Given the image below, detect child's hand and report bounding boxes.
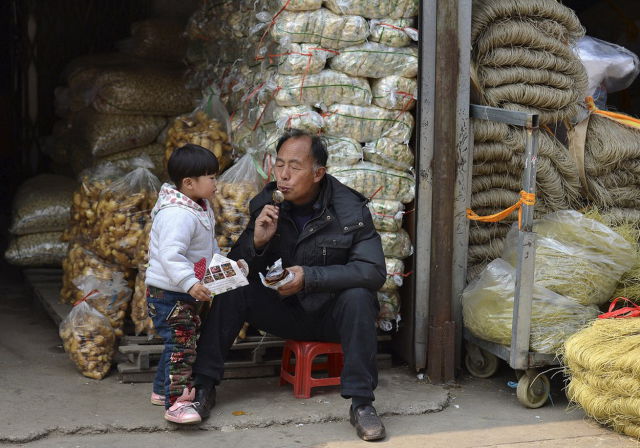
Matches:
[189,283,213,302]
[237,259,249,276]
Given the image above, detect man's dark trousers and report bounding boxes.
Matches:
[193,281,380,400]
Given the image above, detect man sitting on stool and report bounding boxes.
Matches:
[192,129,387,441]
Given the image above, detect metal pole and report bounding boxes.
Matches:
[509,118,539,370]
[427,0,460,383]
[451,0,472,372]
[414,0,437,372]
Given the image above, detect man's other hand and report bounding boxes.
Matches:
[277,266,305,296]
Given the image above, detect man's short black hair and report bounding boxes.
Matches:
[276,129,328,168]
[167,143,219,188]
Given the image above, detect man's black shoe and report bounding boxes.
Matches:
[193,385,216,420]
[349,404,386,441]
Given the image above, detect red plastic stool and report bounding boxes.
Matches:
[279,340,344,399]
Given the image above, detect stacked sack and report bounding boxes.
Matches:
[184,0,420,329]
[60,273,132,379]
[60,159,160,350]
[467,0,588,280]
[5,175,76,268]
[212,154,264,255]
[50,17,198,179]
[163,93,235,174]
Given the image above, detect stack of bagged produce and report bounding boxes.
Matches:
[212,154,264,254]
[49,18,198,179]
[60,273,132,379]
[5,175,76,268]
[185,0,419,330]
[58,159,161,380]
[463,210,635,354]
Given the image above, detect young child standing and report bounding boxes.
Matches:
[146,143,220,424]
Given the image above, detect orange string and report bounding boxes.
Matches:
[586,96,640,128]
[466,190,536,229]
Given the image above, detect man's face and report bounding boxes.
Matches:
[275,136,325,205]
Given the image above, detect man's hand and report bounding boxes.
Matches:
[277,266,305,296]
[254,205,279,249]
[189,282,213,302]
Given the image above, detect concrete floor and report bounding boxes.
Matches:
[1,275,637,447]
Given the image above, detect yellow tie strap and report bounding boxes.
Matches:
[586,96,640,130]
[467,190,536,229]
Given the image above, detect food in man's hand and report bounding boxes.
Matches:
[272,189,285,204]
[265,268,289,285]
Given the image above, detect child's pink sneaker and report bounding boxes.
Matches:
[164,387,201,424]
[151,392,165,406]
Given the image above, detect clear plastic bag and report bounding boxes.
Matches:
[64,163,125,243]
[73,273,133,338]
[330,43,418,78]
[91,66,198,116]
[72,111,166,158]
[328,161,415,203]
[371,75,417,110]
[275,70,372,107]
[368,18,418,47]
[325,135,362,167]
[5,232,68,267]
[117,18,188,63]
[61,242,134,305]
[363,138,414,172]
[92,159,160,268]
[275,44,333,75]
[59,300,116,380]
[165,92,234,172]
[502,210,635,306]
[276,0,322,11]
[377,291,400,331]
[380,229,413,259]
[273,105,324,132]
[213,154,266,251]
[381,257,405,292]
[324,0,419,19]
[96,143,165,179]
[367,199,404,232]
[575,36,640,97]
[270,9,369,50]
[323,104,414,143]
[131,268,155,336]
[10,175,76,235]
[462,259,599,354]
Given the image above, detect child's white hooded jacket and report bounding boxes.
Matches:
[146,183,220,293]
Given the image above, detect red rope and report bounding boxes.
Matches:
[368,185,384,201]
[599,297,640,319]
[255,0,292,60]
[387,271,413,278]
[73,289,99,307]
[252,86,282,131]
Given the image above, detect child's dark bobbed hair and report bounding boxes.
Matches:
[167,144,220,188]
